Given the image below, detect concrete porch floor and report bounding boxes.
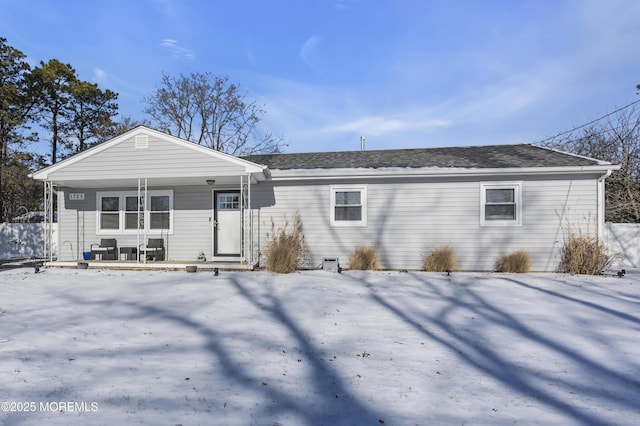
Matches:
[45,260,255,271]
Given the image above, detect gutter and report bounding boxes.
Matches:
[597,168,614,240]
[268,165,620,181]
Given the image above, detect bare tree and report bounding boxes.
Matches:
[144,72,285,154]
[542,105,640,222]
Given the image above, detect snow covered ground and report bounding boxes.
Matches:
[0,267,638,425]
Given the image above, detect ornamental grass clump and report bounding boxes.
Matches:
[265,214,303,274]
[423,246,456,272]
[496,250,531,273]
[349,246,380,270]
[557,232,617,275]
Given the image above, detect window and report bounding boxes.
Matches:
[218,194,240,210]
[100,196,120,230]
[150,195,170,230]
[125,195,144,230]
[97,190,173,234]
[330,185,367,227]
[480,182,522,226]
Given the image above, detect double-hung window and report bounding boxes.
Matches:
[330,185,367,227]
[125,195,144,230]
[480,182,522,226]
[150,195,171,230]
[100,196,120,230]
[97,190,173,233]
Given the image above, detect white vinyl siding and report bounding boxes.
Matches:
[54,174,601,272]
[253,176,599,272]
[47,134,249,181]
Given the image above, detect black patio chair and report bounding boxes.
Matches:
[139,238,165,261]
[90,238,118,260]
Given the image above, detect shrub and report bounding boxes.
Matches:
[557,232,617,275]
[264,214,303,273]
[423,246,456,272]
[349,246,380,270]
[496,250,531,273]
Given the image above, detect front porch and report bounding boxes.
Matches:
[30,127,271,267]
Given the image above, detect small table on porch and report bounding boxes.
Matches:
[119,247,138,261]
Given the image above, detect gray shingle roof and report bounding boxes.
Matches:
[242,144,603,170]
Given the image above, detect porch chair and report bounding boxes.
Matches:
[139,238,165,261]
[90,238,118,260]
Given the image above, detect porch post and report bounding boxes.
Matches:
[143,178,148,263]
[248,174,252,265]
[43,180,54,262]
[137,179,141,263]
[240,175,244,262]
[43,181,48,260]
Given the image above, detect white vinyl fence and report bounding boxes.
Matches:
[0,223,58,260]
[604,222,640,268]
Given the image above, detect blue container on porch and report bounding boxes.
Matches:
[82,252,91,261]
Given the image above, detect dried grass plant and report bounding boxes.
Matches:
[557,232,617,275]
[496,250,531,273]
[264,213,304,273]
[423,246,456,272]
[349,246,380,270]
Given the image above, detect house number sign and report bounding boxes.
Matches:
[69,193,85,201]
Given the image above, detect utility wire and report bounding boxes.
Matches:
[535,98,640,145]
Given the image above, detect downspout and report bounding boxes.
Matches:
[597,169,612,240]
[43,180,57,262]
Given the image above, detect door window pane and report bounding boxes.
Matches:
[218,194,240,210]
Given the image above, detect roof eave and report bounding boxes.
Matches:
[267,164,621,180]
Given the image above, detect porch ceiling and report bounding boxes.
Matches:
[51,175,256,189]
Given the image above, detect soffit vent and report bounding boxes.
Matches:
[135,135,149,149]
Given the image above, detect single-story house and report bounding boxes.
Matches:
[31,126,619,271]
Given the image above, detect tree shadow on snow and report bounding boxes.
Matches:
[46,274,384,425]
[341,271,640,425]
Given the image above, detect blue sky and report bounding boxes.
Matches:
[2,0,639,154]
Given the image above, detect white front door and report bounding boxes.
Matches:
[215,191,241,256]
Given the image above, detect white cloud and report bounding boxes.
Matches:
[299,36,322,72]
[161,39,195,60]
[324,115,451,136]
[93,67,108,84]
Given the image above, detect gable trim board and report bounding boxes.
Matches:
[30,127,619,271]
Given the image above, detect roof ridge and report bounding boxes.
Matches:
[243,143,532,158]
